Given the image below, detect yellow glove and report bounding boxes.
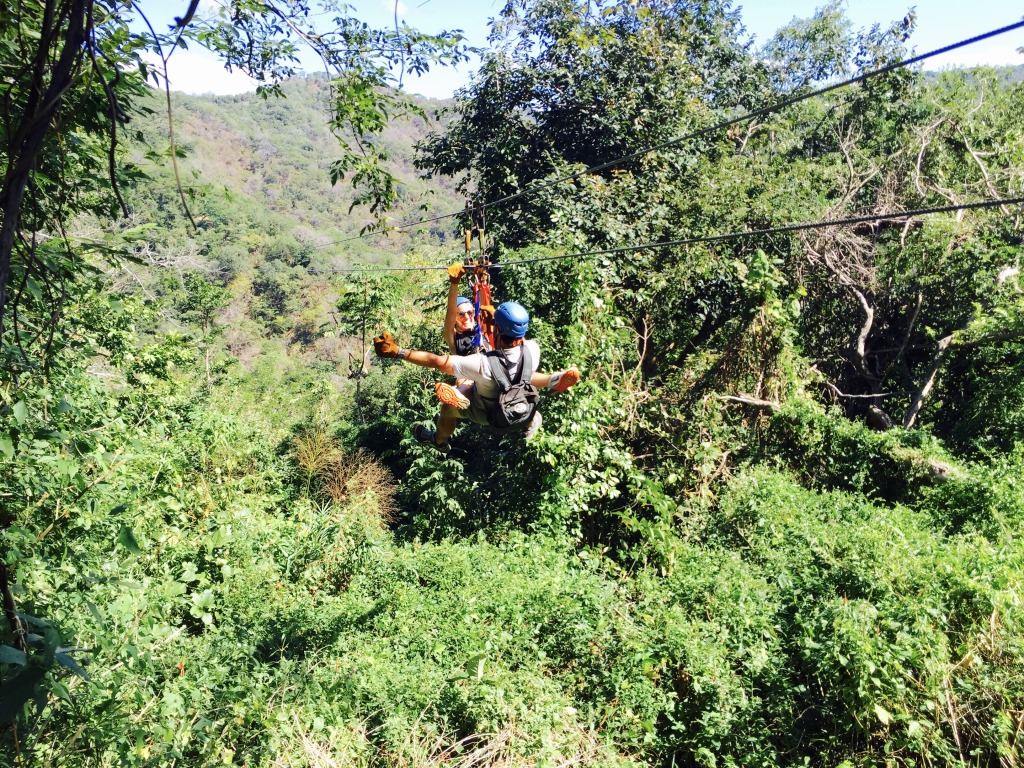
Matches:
[373,331,401,358]
[447,263,466,283]
[479,304,495,323]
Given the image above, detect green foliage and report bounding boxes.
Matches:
[758,400,958,503]
[0,0,151,342]
[418,0,757,248]
[696,468,1024,766]
[4,1,1024,766]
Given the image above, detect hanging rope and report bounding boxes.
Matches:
[463,196,495,349]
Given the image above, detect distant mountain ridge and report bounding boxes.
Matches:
[925,62,1024,83]
[132,75,465,262]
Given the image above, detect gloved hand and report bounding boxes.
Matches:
[447,263,466,283]
[479,304,495,323]
[374,330,401,358]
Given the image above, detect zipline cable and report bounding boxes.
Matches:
[333,196,1024,274]
[319,18,1024,248]
[480,19,1024,214]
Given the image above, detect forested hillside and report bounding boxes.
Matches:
[3,1,1024,767]
[103,76,463,374]
[131,77,461,252]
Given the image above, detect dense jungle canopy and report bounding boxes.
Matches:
[2,0,1024,766]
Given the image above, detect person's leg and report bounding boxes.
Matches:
[435,403,459,443]
[523,409,542,440]
[413,402,462,451]
[531,366,581,393]
[435,380,471,409]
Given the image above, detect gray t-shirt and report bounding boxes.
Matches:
[449,339,541,400]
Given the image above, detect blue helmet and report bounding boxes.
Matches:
[456,296,473,308]
[494,301,529,339]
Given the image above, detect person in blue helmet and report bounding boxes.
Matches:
[374,301,580,452]
[442,263,486,358]
[436,263,490,411]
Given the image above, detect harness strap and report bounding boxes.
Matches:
[472,279,493,350]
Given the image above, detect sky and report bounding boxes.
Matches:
[148,0,1024,99]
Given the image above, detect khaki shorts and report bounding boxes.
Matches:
[454,384,492,427]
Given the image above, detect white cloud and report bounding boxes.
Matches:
[381,0,408,19]
[143,50,258,96]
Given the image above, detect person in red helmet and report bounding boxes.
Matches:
[374,301,580,452]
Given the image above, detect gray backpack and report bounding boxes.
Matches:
[484,346,541,434]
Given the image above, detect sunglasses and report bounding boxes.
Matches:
[457,309,475,317]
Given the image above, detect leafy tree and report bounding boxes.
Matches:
[418,0,759,250]
[178,272,229,385]
[0,0,469,738]
[0,0,149,350]
[1,0,469,354]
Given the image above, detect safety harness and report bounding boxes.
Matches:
[464,197,495,351]
[452,328,478,357]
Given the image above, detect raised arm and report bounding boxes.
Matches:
[442,263,465,352]
[401,348,456,375]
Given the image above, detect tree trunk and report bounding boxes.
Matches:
[0,0,91,336]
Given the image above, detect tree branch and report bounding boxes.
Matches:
[903,334,953,429]
[718,394,780,411]
[958,126,1010,216]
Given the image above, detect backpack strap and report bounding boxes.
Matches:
[520,344,536,383]
[486,344,534,392]
[486,351,513,392]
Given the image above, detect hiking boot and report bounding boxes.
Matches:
[523,410,542,441]
[547,366,581,393]
[413,424,449,453]
[435,382,470,410]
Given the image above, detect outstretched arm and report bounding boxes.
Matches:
[374,330,455,375]
[401,348,456,375]
[531,365,581,392]
[442,263,465,352]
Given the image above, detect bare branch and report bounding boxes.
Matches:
[903,334,953,429]
[914,118,945,197]
[958,126,1010,215]
[996,266,1020,286]
[847,285,875,379]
